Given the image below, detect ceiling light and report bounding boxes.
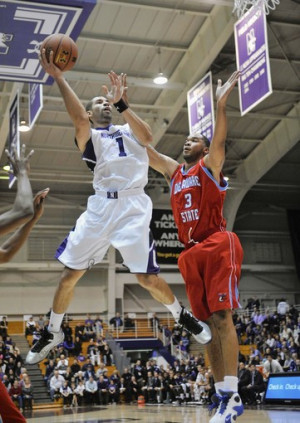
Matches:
[19,120,30,132]
[224,176,229,181]
[153,47,168,85]
[3,164,10,172]
[153,73,168,85]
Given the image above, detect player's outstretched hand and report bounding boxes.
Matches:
[216,70,241,106]
[5,144,34,176]
[32,188,50,222]
[102,71,126,104]
[39,48,63,79]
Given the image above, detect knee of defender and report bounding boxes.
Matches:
[212,310,233,331]
[59,274,79,290]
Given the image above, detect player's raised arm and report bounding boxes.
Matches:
[39,49,90,152]
[204,71,240,180]
[0,189,49,264]
[147,145,179,185]
[0,145,34,237]
[102,71,152,146]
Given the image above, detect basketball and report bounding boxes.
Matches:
[40,33,78,72]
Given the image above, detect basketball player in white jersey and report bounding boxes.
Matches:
[26,49,211,365]
[0,145,48,423]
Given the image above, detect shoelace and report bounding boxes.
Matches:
[31,328,52,352]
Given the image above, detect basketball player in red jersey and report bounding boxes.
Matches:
[147,70,244,423]
[0,145,48,423]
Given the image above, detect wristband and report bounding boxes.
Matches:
[113,98,128,113]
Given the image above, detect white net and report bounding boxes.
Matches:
[233,0,280,18]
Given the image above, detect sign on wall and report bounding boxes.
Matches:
[187,71,214,141]
[234,0,272,115]
[0,0,96,84]
[150,209,183,265]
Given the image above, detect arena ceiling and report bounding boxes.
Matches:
[0,0,299,244]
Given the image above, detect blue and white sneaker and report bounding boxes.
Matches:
[209,390,244,423]
[208,393,222,422]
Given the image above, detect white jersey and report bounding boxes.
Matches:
[82,123,149,192]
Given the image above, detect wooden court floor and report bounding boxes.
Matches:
[22,404,300,423]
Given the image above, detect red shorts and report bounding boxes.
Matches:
[0,380,26,423]
[178,231,243,322]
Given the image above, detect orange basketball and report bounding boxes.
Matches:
[40,33,78,72]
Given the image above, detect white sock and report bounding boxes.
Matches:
[48,310,64,333]
[164,296,182,320]
[224,376,238,392]
[215,381,225,395]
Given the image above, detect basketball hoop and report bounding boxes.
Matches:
[233,0,280,18]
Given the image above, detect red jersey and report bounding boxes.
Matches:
[170,159,227,248]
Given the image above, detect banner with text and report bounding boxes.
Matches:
[8,91,20,188]
[0,0,96,84]
[234,0,272,115]
[29,83,43,129]
[150,209,183,265]
[187,71,214,141]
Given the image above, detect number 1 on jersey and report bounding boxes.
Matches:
[115,136,127,157]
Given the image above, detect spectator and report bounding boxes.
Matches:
[22,375,33,410]
[9,380,23,411]
[87,339,101,366]
[124,314,135,331]
[83,322,96,341]
[238,362,251,395]
[84,364,96,381]
[239,364,265,405]
[102,344,113,366]
[85,376,98,405]
[63,335,75,356]
[49,370,65,401]
[56,354,68,376]
[98,375,109,405]
[109,313,123,329]
[44,359,56,384]
[74,380,85,406]
[85,314,94,326]
[36,315,45,329]
[263,354,283,378]
[70,358,81,376]
[73,336,82,357]
[61,322,73,338]
[108,379,118,404]
[0,317,8,340]
[96,363,108,379]
[25,317,36,337]
[60,380,72,408]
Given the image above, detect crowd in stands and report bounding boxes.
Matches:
[0,317,33,412]
[1,300,299,410]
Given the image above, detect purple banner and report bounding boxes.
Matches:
[8,91,20,188]
[29,83,43,128]
[234,0,272,115]
[187,71,214,141]
[0,0,96,84]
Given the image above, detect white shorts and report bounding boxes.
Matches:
[55,189,160,274]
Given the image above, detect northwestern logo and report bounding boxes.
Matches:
[0,33,13,55]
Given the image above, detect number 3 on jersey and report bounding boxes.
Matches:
[115,136,127,157]
[184,193,192,208]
